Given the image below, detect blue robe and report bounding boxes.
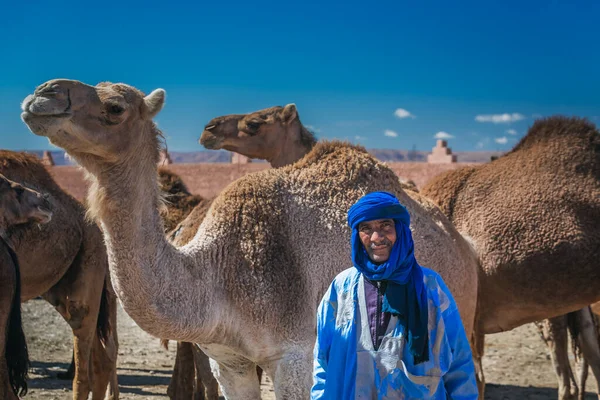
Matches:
[311,267,478,399]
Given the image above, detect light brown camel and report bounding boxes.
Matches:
[420,116,600,397]
[22,79,479,399]
[0,173,52,400]
[0,151,119,400]
[167,104,417,399]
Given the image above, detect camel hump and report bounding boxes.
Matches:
[509,116,599,155]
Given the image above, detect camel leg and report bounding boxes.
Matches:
[268,349,312,400]
[0,262,21,400]
[192,344,219,400]
[210,358,261,400]
[43,230,114,400]
[536,316,578,400]
[573,307,600,400]
[167,341,196,399]
[576,357,589,400]
[104,286,119,400]
[90,286,119,400]
[472,328,486,398]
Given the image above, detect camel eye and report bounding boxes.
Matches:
[108,104,125,115]
[246,121,261,131]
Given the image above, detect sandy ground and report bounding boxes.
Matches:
[20,298,599,400]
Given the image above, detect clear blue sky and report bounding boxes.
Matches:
[2,0,599,152]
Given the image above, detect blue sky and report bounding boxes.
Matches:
[2,0,599,152]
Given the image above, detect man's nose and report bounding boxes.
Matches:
[370,230,383,242]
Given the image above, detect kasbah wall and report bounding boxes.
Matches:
[49,162,474,202]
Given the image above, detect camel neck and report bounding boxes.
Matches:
[269,134,312,168]
[86,146,212,341]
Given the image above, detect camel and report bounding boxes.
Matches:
[420,116,600,397]
[0,173,52,400]
[164,105,417,399]
[21,79,479,399]
[0,150,119,400]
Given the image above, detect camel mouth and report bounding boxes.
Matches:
[199,131,224,150]
[20,90,72,130]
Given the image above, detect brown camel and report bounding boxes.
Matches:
[420,116,600,397]
[0,151,119,400]
[22,79,479,399]
[0,173,52,400]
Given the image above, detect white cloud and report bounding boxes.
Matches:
[434,131,454,140]
[394,108,415,119]
[476,141,485,149]
[384,129,398,138]
[475,113,525,124]
[495,137,508,144]
[506,129,518,135]
[354,135,367,142]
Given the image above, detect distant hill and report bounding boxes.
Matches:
[24,148,504,166]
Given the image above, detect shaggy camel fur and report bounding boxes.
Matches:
[421,116,600,397]
[22,79,479,399]
[0,151,119,400]
[0,173,52,400]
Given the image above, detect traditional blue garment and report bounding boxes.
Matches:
[347,191,429,364]
[311,192,478,399]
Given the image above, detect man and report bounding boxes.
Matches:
[311,191,478,399]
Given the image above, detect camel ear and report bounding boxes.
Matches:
[282,103,298,123]
[144,89,166,119]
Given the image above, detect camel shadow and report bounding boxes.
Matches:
[26,361,173,397]
[485,383,597,399]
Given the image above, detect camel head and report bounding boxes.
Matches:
[21,79,166,167]
[0,173,52,227]
[199,104,317,167]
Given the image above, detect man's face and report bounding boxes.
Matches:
[358,218,397,263]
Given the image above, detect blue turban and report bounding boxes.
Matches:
[347,191,429,364]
